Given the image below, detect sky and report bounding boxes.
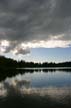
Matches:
[0,0,71,62]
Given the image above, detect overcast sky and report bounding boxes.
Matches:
[0,0,71,62]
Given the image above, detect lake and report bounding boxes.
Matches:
[0,69,71,108]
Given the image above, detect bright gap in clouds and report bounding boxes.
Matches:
[0,37,71,56]
[0,40,10,53]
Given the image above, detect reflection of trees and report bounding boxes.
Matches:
[0,68,71,82]
[0,56,71,81]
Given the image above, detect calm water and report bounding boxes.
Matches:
[0,69,71,108]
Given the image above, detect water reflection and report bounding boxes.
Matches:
[0,68,71,82]
[0,83,7,97]
[0,70,71,107]
[0,70,71,96]
[0,79,31,97]
[0,78,71,98]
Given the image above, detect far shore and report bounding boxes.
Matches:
[0,67,71,70]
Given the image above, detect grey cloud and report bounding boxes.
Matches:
[0,0,71,54]
[0,41,30,55]
[15,48,30,55]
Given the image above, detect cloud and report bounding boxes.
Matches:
[0,0,71,55]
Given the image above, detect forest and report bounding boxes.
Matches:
[0,56,71,69]
[0,56,71,81]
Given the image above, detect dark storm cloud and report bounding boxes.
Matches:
[0,0,71,54]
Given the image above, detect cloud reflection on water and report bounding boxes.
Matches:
[0,77,71,103]
[0,83,7,97]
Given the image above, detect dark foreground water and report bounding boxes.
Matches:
[0,69,71,108]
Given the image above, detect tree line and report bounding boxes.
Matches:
[0,56,71,68]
